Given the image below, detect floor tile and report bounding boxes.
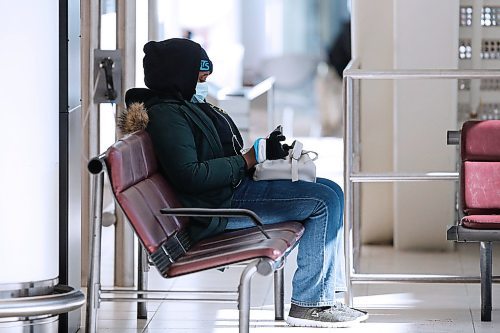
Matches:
[91,329,143,333]
[471,309,500,333]
[97,318,148,329]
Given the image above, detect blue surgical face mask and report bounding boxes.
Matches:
[191,82,208,103]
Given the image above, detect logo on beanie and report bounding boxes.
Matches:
[200,60,210,71]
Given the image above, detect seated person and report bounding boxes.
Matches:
[118,38,368,328]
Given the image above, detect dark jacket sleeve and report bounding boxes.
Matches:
[147,103,246,194]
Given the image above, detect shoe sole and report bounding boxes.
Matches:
[347,307,370,322]
[285,315,361,328]
[355,312,369,322]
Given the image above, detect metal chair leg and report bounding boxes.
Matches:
[137,245,149,319]
[85,172,104,333]
[273,267,285,320]
[238,260,259,333]
[480,241,492,322]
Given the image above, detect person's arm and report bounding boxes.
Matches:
[242,147,257,169]
[147,105,246,194]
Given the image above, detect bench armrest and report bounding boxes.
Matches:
[447,224,500,242]
[160,208,271,239]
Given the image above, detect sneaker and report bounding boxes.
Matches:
[286,303,368,328]
[332,302,369,322]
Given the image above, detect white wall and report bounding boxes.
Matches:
[352,0,395,244]
[393,0,458,250]
[156,0,244,89]
[241,0,275,83]
[0,1,59,283]
[352,0,459,249]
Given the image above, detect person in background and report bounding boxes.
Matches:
[317,20,351,136]
[327,20,351,78]
[118,38,368,328]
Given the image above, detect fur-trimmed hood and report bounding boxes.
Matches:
[116,87,158,134]
[117,101,149,135]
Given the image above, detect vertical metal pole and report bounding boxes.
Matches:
[343,75,354,306]
[470,0,483,115]
[352,77,361,272]
[116,0,136,149]
[115,0,137,288]
[273,267,284,320]
[267,80,276,133]
[480,241,492,321]
[238,261,259,333]
[148,0,160,41]
[137,245,148,319]
[85,171,104,333]
[81,0,100,288]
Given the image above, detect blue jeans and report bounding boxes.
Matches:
[227,176,345,307]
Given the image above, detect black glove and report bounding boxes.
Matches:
[254,125,290,162]
[266,126,289,160]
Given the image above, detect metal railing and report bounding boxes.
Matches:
[0,285,85,318]
[342,59,500,305]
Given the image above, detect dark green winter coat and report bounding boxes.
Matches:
[147,100,246,239]
[119,38,247,241]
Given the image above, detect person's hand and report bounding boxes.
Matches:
[253,126,290,163]
[266,126,289,160]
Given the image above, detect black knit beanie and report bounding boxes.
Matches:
[200,47,213,73]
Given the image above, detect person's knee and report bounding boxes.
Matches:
[315,185,342,217]
[323,183,343,209]
[317,178,344,200]
[331,182,344,201]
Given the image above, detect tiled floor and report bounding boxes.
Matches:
[84,242,500,333]
[81,136,500,332]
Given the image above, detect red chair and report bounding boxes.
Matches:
[447,120,500,321]
[85,130,304,333]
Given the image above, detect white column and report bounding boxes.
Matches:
[241,0,269,82]
[0,1,59,283]
[393,0,458,250]
[352,0,395,244]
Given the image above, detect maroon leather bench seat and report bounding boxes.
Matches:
[169,232,295,277]
[105,130,304,276]
[462,215,500,229]
[460,120,500,230]
[447,120,500,322]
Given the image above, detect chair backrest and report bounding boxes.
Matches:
[461,120,500,215]
[105,130,189,254]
